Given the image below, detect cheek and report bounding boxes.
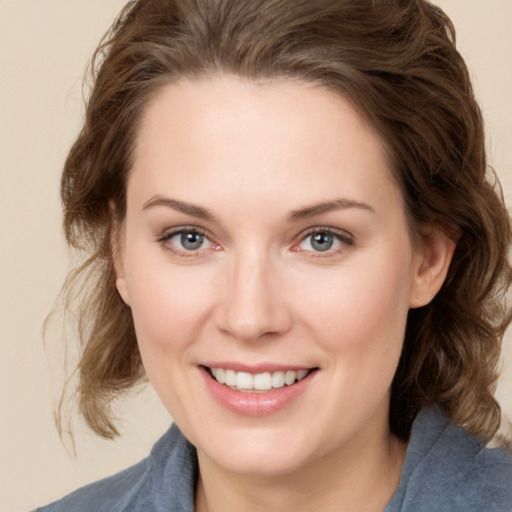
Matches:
[295,251,413,363]
[124,256,218,418]
[124,254,216,356]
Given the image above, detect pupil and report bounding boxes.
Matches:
[311,233,333,251]
[181,232,203,250]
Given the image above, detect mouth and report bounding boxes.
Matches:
[199,364,319,416]
[203,365,317,393]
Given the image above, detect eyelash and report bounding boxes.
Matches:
[156,227,216,258]
[156,226,355,258]
[293,227,355,257]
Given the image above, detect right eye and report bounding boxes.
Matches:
[157,228,218,255]
[172,231,208,251]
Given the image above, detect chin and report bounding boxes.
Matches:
[193,420,338,478]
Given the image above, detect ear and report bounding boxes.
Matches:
[110,208,131,306]
[409,227,456,309]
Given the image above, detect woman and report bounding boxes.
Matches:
[38,0,512,510]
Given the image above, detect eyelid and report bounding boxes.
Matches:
[155,225,354,258]
[156,226,220,257]
[292,226,355,255]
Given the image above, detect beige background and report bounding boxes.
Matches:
[0,1,511,510]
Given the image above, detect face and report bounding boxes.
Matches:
[115,76,447,477]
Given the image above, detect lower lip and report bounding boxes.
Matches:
[200,367,315,417]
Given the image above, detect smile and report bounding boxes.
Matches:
[209,367,311,392]
[201,365,318,416]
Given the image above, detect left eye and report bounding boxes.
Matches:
[298,230,348,253]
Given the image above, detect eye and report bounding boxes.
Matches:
[157,228,218,254]
[306,232,337,252]
[295,228,353,255]
[175,231,207,251]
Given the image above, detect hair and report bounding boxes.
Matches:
[56,0,511,441]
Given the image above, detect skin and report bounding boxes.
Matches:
[114,75,454,511]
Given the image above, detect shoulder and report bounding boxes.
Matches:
[36,424,197,512]
[387,407,512,512]
[36,458,149,512]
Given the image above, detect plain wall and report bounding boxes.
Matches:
[0,1,510,510]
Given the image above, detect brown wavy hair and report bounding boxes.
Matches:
[55,0,512,441]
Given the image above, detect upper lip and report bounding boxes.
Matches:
[200,362,316,373]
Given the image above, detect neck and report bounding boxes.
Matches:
[195,422,406,512]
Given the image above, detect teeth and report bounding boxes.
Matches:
[254,372,272,390]
[271,371,285,388]
[284,370,296,385]
[297,369,308,380]
[236,371,253,390]
[215,368,225,384]
[210,367,311,391]
[225,369,237,386]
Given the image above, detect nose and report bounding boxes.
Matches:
[214,249,292,342]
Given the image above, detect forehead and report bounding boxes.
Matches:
[129,75,402,218]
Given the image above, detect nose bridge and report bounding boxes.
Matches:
[217,244,290,341]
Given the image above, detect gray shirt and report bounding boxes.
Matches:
[37,407,512,511]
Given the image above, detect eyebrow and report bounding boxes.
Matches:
[142,196,215,221]
[141,195,374,222]
[289,199,374,221]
